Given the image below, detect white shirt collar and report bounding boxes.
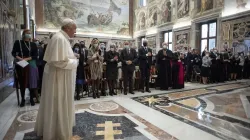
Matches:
[60,30,70,40]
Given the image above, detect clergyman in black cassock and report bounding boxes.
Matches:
[138,40,152,93]
[120,42,138,95]
[105,44,119,96]
[157,43,173,90]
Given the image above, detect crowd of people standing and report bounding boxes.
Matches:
[12,31,250,104]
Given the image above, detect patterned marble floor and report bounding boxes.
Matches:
[0,80,249,140]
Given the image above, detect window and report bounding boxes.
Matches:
[163,31,173,51]
[201,21,217,52]
[139,0,147,7]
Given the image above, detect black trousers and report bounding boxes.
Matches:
[140,66,150,90]
[186,63,193,81]
[238,65,243,79]
[123,69,134,92]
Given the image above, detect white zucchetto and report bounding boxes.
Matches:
[61,18,75,27]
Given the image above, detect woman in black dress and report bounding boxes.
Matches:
[201,52,212,84]
[230,54,240,80]
[12,29,39,107]
[105,44,119,96]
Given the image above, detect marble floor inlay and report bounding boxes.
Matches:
[133,82,250,140]
[1,81,250,140]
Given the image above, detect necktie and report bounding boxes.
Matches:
[145,47,147,52]
[128,49,130,54]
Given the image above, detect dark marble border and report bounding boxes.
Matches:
[134,82,248,99]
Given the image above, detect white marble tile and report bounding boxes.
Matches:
[113,98,222,140]
[240,94,250,119]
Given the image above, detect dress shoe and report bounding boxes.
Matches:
[93,93,96,99]
[109,92,113,96]
[129,91,135,94]
[124,92,127,95]
[30,99,35,106]
[146,89,151,93]
[140,89,145,93]
[97,93,100,98]
[76,96,81,100]
[20,99,25,107]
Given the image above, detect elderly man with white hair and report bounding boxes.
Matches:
[35,18,78,140]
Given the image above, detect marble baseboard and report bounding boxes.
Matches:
[0,81,15,104]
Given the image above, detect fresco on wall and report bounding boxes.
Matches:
[147,36,156,48]
[175,32,189,52]
[148,6,158,27]
[43,0,129,35]
[216,0,224,8]
[232,21,250,39]
[222,23,230,40]
[160,0,171,24]
[177,0,189,19]
[138,12,146,30]
[201,0,213,12]
[223,0,250,17]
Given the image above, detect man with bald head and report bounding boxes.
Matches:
[138,39,152,93]
[35,18,78,140]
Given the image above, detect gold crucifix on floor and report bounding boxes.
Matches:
[96,121,122,140]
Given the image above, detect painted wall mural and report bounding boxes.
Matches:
[147,6,158,27]
[160,0,172,24]
[174,30,190,52]
[221,17,250,53]
[43,0,129,35]
[197,0,213,13]
[177,0,189,19]
[223,0,250,17]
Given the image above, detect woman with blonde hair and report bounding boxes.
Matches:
[88,38,104,98]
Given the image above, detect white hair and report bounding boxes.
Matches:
[143,39,148,43]
[61,18,76,30]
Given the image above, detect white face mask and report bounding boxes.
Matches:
[110,48,114,51]
[93,44,98,47]
[124,45,129,49]
[163,45,167,49]
[206,54,209,57]
[247,53,250,56]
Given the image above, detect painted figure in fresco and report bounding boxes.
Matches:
[236,0,247,8]
[222,23,230,40]
[108,0,121,15]
[139,13,146,30]
[201,0,213,12]
[87,0,121,26]
[216,0,224,7]
[161,1,171,23]
[177,0,189,18]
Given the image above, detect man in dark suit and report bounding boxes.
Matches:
[120,42,138,95]
[138,39,152,93]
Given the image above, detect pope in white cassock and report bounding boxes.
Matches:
[35,19,78,140]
